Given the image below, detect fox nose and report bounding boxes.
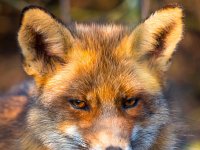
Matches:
[105,146,122,150]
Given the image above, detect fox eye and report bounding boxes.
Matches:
[68,99,89,110]
[122,97,140,109]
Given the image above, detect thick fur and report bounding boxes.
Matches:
[0,5,183,150]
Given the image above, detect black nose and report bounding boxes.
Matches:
[105,146,122,150]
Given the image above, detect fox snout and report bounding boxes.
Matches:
[59,113,133,150]
[87,118,131,150]
[89,130,128,150]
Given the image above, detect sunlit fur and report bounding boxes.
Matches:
[2,4,183,150]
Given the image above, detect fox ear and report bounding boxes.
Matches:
[128,5,183,75]
[18,6,74,77]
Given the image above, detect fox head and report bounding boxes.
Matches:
[18,5,183,150]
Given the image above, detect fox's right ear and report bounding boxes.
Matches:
[126,5,183,79]
[18,6,74,77]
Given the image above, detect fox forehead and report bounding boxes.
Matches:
[66,24,131,59]
[71,24,128,46]
[43,41,160,104]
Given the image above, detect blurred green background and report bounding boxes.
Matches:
[0,0,200,149]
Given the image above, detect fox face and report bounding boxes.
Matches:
[18,5,183,150]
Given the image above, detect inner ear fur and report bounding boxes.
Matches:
[128,5,183,73]
[18,6,74,76]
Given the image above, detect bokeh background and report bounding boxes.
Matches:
[0,0,200,149]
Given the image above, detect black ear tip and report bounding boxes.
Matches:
[19,5,65,27]
[20,5,46,27]
[161,3,183,10]
[21,5,45,14]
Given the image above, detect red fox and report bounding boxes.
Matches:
[0,4,183,150]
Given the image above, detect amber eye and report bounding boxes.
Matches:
[122,97,140,109]
[68,99,89,110]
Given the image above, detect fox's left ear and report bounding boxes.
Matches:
[128,5,183,75]
[18,6,74,77]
